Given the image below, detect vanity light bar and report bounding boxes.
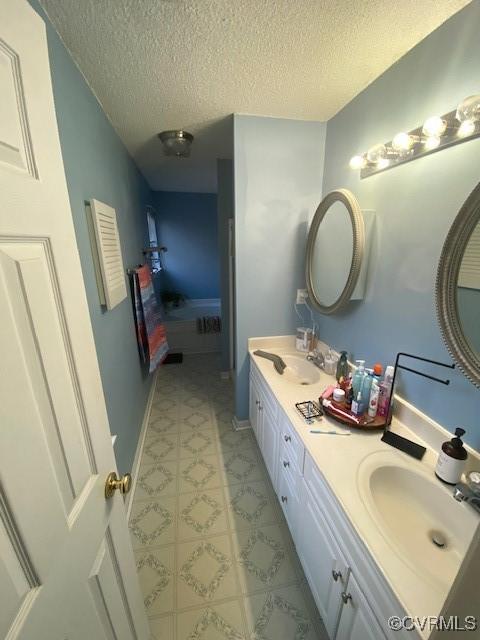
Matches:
[350,95,480,179]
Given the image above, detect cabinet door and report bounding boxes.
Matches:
[249,376,262,446]
[277,463,299,540]
[298,484,349,639]
[336,573,387,640]
[261,404,279,488]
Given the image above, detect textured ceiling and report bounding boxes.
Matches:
[40,0,470,192]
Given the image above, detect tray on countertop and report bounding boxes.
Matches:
[323,400,386,430]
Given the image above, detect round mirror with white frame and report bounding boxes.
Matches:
[305,189,365,315]
[436,181,480,388]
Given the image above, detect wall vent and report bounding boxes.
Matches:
[88,198,127,310]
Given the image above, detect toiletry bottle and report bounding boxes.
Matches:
[336,351,349,385]
[351,374,365,416]
[351,392,363,416]
[435,428,468,485]
[377,365,394,417]
[352,360,365,396]
[361,371,374,408]
[368,378,380,418]
[373,363,383,381]
[345,384,353,409]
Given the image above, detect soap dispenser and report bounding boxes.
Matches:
[435,428,468,485]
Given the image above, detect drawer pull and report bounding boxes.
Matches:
[341,591,352,605]
[331,569,343,582]
[255,400,259,405]
[258,404,263,411]
[283,460,290,468]
[281,495,288,503]
[284,435,291,442]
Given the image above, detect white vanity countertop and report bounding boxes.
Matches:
[248,335,479,631]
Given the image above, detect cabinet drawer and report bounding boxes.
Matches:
[278,449,299,489]
[304,452,331,509]
[279,411,305,472]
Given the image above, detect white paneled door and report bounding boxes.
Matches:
[0,1,149,639]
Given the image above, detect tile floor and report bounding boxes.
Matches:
[130,353,327,640]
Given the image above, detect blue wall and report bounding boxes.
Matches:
[234,116,327,419]
[31,1,154,472]
[315,2,480,448]
[217,159,234,372]
[153,191,220,299]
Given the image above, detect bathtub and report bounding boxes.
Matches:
[163,298,221,354]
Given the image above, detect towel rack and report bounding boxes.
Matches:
[127,264,144,275]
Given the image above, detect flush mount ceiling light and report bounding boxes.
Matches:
[158,130,194,158]
[349,92,480,179]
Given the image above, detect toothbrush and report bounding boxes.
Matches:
[310,429,351,436]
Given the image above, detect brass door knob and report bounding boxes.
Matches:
[105,472,132,499]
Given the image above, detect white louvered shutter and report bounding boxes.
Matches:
[458,223,480,290]
[89,198,127,309]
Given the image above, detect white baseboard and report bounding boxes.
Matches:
[232,416,251,431]
[125,371,158,518]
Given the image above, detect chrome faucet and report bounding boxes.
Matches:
[453,471,480,514]
[306,349,325,370]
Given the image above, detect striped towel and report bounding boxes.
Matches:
[132,265,169,372]
[196,315,222,334]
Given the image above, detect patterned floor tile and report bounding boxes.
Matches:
[148,412,179,435]
[179,410,215,433]
[154,379,182,396]
[225,481,280,531]
[135,461,178,499]
[152,397,180,414]
[130,497,176,549]
[222,449,266,485]
[131,354,323,638]
[243,585,327,640]
[177,535,239,609]
[217,428,255,455]
[179,430,218,459]
[233,525,299,594]
[142,434,179,464]
[213,407,236,424]
[178,488,228,540]
[149,615,174,640]
[135,546,174,617]
[176,600,247,640]
[178,455,223,494]
[181,395,212,412]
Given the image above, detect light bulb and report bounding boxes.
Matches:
[392,132,414,152]
[366,143,387,163]
[458,119,476,138]
[422,116,447,138]
[377,158,390,170]
[424,136,441,150]
[456,95,480,124]
[349,155,366,170]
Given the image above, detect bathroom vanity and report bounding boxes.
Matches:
[248,336,479,640]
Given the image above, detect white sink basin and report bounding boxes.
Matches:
[280,355,321,386]
[358,450,478,591]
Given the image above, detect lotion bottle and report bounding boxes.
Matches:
[435,428,468,485]
[368,378,380,418]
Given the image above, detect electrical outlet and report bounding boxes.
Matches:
[296,289,308,304]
